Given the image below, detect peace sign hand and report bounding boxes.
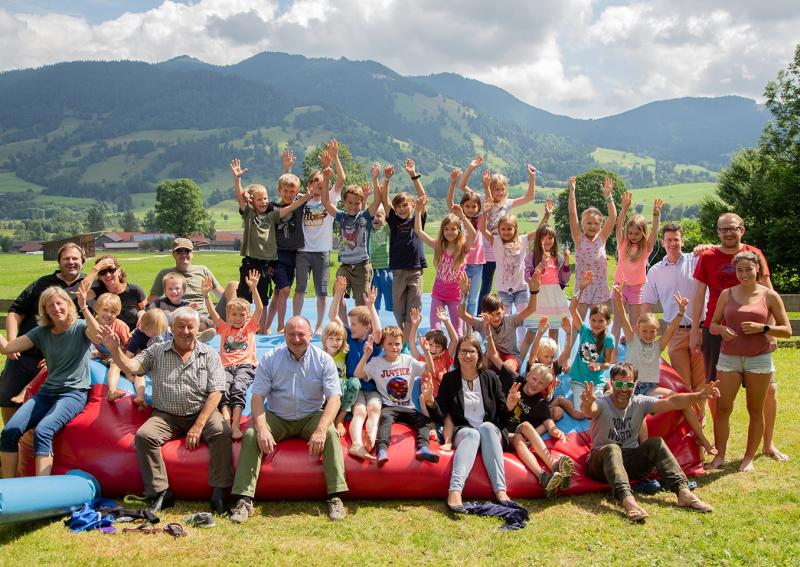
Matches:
[506,382,522,410]
[580,381,596,404]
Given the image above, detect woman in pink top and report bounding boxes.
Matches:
[611,192,662,348]
[415,196,476,336]
[568,175,617,311]
[709,251,791,472]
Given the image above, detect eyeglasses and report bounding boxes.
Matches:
[717,226,742,234]
[613,381,635,389]
[458,349,479,356]
[174,249,192,255]
[98,268,117,277]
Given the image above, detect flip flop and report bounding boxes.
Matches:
[680,498,713,513]
[764,449,790,462]
[626,507,649,523]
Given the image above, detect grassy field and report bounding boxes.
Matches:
[592,147,656,171]
[0,252,799,565]
[0,349,797,565]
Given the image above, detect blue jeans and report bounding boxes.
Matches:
[0,389,88,456]
[449,422,506,493]
[478,261,496,316]
[498,288,529,314]
[372,268,393,312]
[464,264,484,318]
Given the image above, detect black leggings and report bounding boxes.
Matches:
[376,406,433,452]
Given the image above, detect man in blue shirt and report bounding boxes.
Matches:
[229,316,348,523]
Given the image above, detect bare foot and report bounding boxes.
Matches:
[336,423,347,438]
[677,489,713,512]
[707,455,726,469]
[738,458,755,473]
[349,445,376,461]
[363,433,375,452]
[313,327,323,337]
[10,394,25,404]
[107,390,125,403]
[231,428,244,441]
[440,443,453,451]
[622,498,648,523]
[276,326,285,334]
[763,448,790,462]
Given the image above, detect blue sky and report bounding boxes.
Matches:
[1,0,798,118]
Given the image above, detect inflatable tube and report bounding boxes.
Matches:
[0,470,99,524]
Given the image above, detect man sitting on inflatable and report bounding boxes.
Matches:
[582,362,717,522]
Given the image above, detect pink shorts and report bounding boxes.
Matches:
[621,283,644,304]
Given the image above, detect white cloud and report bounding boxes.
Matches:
[0,0,798,118]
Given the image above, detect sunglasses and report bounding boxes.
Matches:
[174,249,192,255]
[613,381,635,389]
[98,268,117,277]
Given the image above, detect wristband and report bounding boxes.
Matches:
[529,289,540,295]
[763,324,770,334]
[410,174,421,180]
[605,196,613,203]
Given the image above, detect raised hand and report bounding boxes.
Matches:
[470,156,483,169]
[245,269,261,289]
[201,275,214,296]
[450,168,462,183]
[383,164,395,179]
[544,198,554,215]
[363,286,378,306]
[568,176,576,193]
[409,307,422,327]
[507,382,522,410]
[450,203,464,218]
[371,162,381,179]
[361,181,372,199]
[481,313,493,336]
[527,164,537,177]
[436,306,450,322]
[404,159,417,177]
[75,283,88,310]
[334,275,347,295]
[673,291,689,312]
[578,270,594,291]
[417,195,428,209]
[601,176,614,197]
[653,198,664,215]
[528,267,542,291]
[98,325,120,352]
[457,271,471,295]
[538,316,550,330]
[328,138,339,156]
[320,150,332,168]
[622,191,632,208]
[281,149,294,171]
[421,376,435,405]
[363,336,374,357]
[563,243,571,259]
[481,169,492,188]
[580,381,596,404]
[230,158,248,179]
[322,166,334,179]
[419,335,430,353]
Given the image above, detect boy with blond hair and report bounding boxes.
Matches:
[93,293,131,403]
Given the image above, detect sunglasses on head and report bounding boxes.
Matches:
[613,380,635,389]
[98,268,117,277]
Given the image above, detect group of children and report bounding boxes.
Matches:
[78,141,713,496]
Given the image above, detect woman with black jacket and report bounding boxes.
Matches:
[422,333,518,513]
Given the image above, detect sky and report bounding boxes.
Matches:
[1,0,798,118]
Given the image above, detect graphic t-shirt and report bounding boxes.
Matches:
[368,223,391,269]
[300,189,340,252]
[570,322,615,385]
[492,234,529,293]
[217,319,260,367]
[590,394,656,451]
[365,354,426,408]
[273,200,305,251]
[335,210,373,264]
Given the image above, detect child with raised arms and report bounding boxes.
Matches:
[202,270,264,440]
[414,195,476,334]
[380,161,427,342]
[356,325,439,466]
[611,192,662,350]
[567,175,617,312]
[321,320,361,438]
[612,283,716,454]
[446,166,485,323]
[460,157,537,309]
[368,162,392,313]
[329,276,383,461]
[230,157,312,333]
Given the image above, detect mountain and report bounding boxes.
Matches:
[413,73,769,166]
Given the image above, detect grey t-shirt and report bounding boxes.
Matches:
[589,394,656,451]
[26,319,91,393]
[479,313,524,356]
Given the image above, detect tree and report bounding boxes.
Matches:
[554,168,626,252]
[700,45,800,292]
[120,210,140,232]
[142,210,158,233]
[86,205,105,232]
[301,140,367,187]
[153,178,213,237]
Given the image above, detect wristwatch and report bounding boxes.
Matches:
[763,324,770,334]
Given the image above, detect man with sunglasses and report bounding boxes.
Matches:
[582,362,719,522]
[0,243,86,423]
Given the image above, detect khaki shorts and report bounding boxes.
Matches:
[336,260,373,304]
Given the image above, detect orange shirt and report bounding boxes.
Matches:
[217,319,260,367]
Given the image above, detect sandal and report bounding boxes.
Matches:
[764,449,790,462]
[163,522,188,538]
[626,507,649,523]
[679,497,713,513]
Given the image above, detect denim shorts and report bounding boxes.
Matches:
[716,352,775,375]
[633,382,658,396]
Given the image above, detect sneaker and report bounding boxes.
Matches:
[539,470,563,498]
[326,497,347,521]
[556,456,574,490]
[197,329,216,343]
[184,512,216,528]
[229,498,254,524]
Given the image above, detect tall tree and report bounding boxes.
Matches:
[142,210,158,233]
[554,168,626,252]
[153,178,213,237]
[301,140,367,187]
[120,210,140,232]
[86,205,105,232]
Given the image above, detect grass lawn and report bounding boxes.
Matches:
[0,348,797,565]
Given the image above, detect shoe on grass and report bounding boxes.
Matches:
[229,498,254,524]
[184,512,216,528]
[539,470,563,498]
[326,497,346,521]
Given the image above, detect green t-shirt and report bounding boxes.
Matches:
[240,205,282,261]
[26,319,91,392]
[368,223,390,269]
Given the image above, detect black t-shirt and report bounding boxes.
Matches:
[499,365,553,428]
[388,209,427,269]
[273,200,305,251]
[90,281,145,332]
